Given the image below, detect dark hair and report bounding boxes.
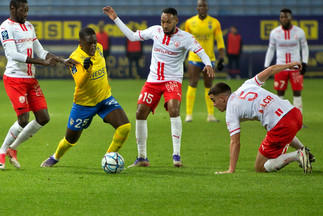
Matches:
[208,82,231,96]
[79,27,96,40]
[162,7,178,16]
[10,0,27,9]
[198,0,208,4]
[280,8,292,15]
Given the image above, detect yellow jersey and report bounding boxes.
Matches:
[69,43,111,106]
[185,15,225,62]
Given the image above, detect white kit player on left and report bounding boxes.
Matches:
[0,0,78,170]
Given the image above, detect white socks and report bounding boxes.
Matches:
[136,120,148,159]
[0,121,23,154]
[290,136,304,150]
[9,120,43,150]
[135,116,182,159]
[264,151,298,172]
[170,116,182,156]
[293,96,303,113]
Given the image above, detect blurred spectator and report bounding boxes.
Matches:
[96,25,110,60]
[126,26,143,78]
[226,26,242,79]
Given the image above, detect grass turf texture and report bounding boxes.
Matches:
[0,78,322,215]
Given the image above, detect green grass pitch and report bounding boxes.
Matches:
[0,78,322,215]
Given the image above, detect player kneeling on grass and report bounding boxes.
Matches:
[209,62,315,174]
[40,27,131,167]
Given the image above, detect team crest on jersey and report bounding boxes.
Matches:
[19,96,26,104]
[1,30,9,40]
[71,65,77,74]
[98,47,103,57]
[174,41,181,47]
[294,35,298,39]
[28,24,32,30]
[70,118,74,126]
[208,22,212,30]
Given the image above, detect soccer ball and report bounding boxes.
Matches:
[101,152,125,174]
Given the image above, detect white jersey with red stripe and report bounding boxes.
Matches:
[113,17,212,83]
[226,75,294,136]
[264,25,308,67]
[139,25,209,83]
[0,19,48,78]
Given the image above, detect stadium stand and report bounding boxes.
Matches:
[0,0,323,16]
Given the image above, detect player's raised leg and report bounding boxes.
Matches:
[103,108,131,153]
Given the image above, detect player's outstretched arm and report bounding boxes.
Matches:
[63,58,80,67]
[102,6,118,21]
[257,62,302,83]
[46,53,80,67]
[103,6,141,42]
[26,56,57,67]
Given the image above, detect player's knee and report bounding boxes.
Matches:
[18,113,29,127]
[189,81,198,88]
[168,108,180,117]
[255,163,267,173]
[37,116,50,126]
[136,106,150,119]
[18,119,29,128]
[255,166,266,173]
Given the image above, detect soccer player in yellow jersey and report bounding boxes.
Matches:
[40,27,131,167]
[185,0,225,122]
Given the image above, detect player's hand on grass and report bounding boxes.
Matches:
[214,170,234,174]
[102,6,118,20]
[203,65,215,78]
[83,57,93,70]
[63,58,80,67]
[217,58,224,71]
[301,63,307,75]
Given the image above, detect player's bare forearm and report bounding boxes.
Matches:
[215,133,240,174]
[26,56,56,67]
[102,6,118,20]
[257,62,302,83]
[46,53,62,63]
[228,136,241,173]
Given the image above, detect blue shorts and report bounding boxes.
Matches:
[67,96,122,131]
[188,61,216,69]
